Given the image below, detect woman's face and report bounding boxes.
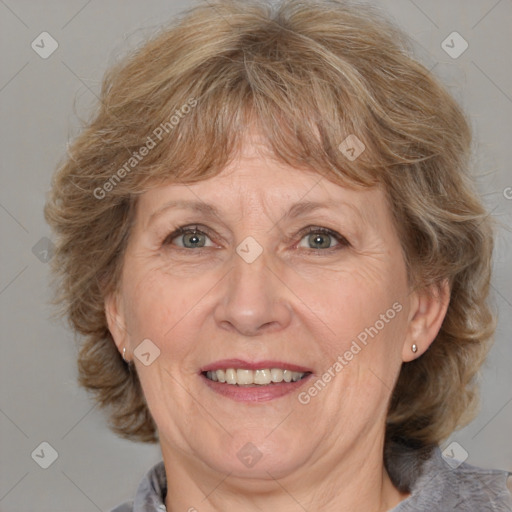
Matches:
[107,137,432,482]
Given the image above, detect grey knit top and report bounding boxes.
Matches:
[110,445,512,511]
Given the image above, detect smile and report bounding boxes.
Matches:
[200,359,313,401]
[204,368,310,385]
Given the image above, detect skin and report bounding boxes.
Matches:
[106,134,450,512]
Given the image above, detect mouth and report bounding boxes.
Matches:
[200,359,313,402]
[202,368,311,385]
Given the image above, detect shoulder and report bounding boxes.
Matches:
[109,461,167,512]
[109,500,133,512]
[450,459,512,511]
[388,444,512,512]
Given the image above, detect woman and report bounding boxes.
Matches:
[44,0,512,510]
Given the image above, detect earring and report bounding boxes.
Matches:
[122,346,128,362]
[411,344,418,353]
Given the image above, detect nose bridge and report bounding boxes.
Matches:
[213,235,292,335]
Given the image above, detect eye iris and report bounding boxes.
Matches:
[174,229,338,250]
[184,231,205,248]
[309,233,331,249]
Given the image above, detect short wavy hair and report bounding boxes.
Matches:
[44,0,496,453]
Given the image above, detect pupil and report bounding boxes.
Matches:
[182,232,331,249]
[311,233,329,249]
[186,232,203,247]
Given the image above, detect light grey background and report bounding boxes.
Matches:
[0,0,511,510]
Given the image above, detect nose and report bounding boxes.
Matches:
[213,246,293,337]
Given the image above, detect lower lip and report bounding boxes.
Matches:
[201,373,313,402]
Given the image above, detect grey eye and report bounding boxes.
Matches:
[306,232,333,249]
[181,231,207,248]
[167,228,214,249]
[297,229,344,250]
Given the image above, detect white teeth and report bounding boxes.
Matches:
[270,368,284,382]
[254,369,272,385]
[236,369,253,385]
[225,368,237,384]
[205,368,307,385]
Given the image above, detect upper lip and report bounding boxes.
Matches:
[201,358,313,373]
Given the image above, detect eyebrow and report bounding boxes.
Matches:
[147,200,221,228]
[147,198,361,228]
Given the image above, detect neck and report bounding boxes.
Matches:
[162,432,409,512]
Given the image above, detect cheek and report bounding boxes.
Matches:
[315,264,401,324]
[303,265,408,370]
[121,264,195,340]
[121,261,225,363]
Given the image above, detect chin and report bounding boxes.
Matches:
[204,434,309,481]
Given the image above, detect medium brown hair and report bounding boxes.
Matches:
[44,0,496,452]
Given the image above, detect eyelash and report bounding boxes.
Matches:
[161,224,350,253]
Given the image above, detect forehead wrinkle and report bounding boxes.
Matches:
[144,191,378,234]
[145,199,222,230]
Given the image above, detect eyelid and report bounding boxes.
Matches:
[162,223,350,250]
[162,224,217,246]
[294,225,350,249]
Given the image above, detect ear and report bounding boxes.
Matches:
[402,279,450,362]
[105,290,128,356]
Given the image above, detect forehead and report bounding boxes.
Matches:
[137,137,390,230]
